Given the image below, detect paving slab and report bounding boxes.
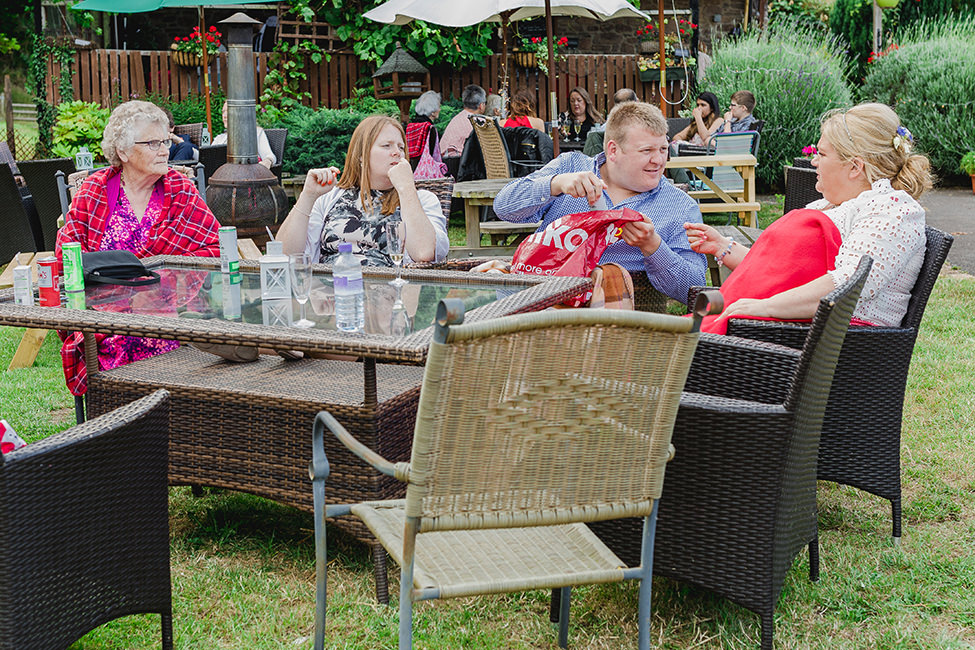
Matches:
[918,187,975,275]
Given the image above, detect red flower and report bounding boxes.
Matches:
[558,37,568,45]
[206,34,214,42]
[209,25,217,32]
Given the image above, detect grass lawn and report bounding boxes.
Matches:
[1,194,972,649]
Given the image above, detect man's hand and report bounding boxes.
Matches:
[620,217,662,256]
[550,171,607,206]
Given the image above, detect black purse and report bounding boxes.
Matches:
[82,250,161,287]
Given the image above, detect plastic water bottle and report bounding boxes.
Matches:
[333,243,364,332]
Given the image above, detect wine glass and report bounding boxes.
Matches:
[385,218,407,288]
[289,253,315,328]
[560,118,570,140]
[573,121,582,142]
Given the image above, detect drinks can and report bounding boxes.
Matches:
[12,265,33,306]
[65,291,86,310]
[36,256,61,307]
[62,242,85,292]
[219,226,240,275]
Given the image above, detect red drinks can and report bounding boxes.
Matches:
[36,256,61,307]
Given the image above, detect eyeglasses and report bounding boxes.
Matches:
[134,140,167,151]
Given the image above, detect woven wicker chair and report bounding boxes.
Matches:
[0,390,173,650]
[413,177,453,220]
[783,165,823,214]
[17,158,76,250]
[265,127,287,181]
[312,298,714,650]
[198,143,228,185]
[173,122,205,146]
[726,227,953,540]
[589,256,872,650]
[0,164,41,258]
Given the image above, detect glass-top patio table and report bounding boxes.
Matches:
[0,255,590,602]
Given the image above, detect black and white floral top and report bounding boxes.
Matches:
[303,187,449,266]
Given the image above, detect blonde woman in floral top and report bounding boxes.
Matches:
[685,102,932,333]
[278,115,449,265]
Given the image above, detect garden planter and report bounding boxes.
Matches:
[639,68,686,82]
[639,40,655,54]
[876,0,899,8]
[172,51,202,68]
[971,175,975,195]
[793,157,815,169]
[513,52,536,68]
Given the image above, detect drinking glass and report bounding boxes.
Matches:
[560,118,570,139]
[388,286,413,337]
[385,218,407,288]
[573,121,582,141]
[289,253,315,328]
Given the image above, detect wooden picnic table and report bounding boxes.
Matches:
[666,153,760,228]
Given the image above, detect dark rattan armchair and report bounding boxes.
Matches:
[589,256,872,650]
[783,165,823,214]
[0,390,173,650]
[198,143,228,185]
[0,164,41,258]
[313,299,711,650]
[726,226,953,541]
[265,127,287,182]
[17,157,76,251]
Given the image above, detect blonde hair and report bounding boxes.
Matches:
[336,115,403,215]
[101,100,169,168]
[605,102,666,147]
[820,103,933,199]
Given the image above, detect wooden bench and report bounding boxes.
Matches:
[479,220,539,247]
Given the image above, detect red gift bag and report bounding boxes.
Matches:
[510,208,645,306]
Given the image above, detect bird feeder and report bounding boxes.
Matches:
[372,44,430,123]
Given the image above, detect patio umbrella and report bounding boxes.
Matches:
[72,0,269,135]
[364,0,651,154]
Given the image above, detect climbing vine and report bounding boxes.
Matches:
[27,34,74,156]
[258,40,327,123]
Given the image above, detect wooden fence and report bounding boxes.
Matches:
[48,49,688,118]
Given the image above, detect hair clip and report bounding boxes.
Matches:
[892,125,913,154]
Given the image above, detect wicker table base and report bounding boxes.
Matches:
[86,346,425,601]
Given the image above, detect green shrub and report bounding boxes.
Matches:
[277,108,375,175]
[960,151,975,176]
[51,100,111,160]
[860,16,975,179]
[829,0,874,80]
[146,91,227,134]
[700,18,852,189]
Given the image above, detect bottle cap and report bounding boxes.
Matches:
[338,242,352,253]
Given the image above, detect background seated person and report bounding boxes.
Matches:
[212,101,276,169]
[163,107,198,162]
[277,115,448,266]
[559,86,604,142]
[405,90,447,178]
[721,90,758,133]
[672,92,724,151]
[55,100,221,396]
[685,102,931,334]
[504,90,546,133]
[485,93,504,119]
[494,101,706,302]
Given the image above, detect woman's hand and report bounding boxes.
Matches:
[692,105,705,120]
[387,159,416,194]
[684,222,729,257]
[712,297,772,327]
[301,167,340,200]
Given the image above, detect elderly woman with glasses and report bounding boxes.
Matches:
[684,102,932,334]
[55,100,221,396]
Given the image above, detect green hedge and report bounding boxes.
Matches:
[700,18,852,189]
[860,16,975,180]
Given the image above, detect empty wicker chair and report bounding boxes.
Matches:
[589,256,872,650]
[726,227,953,541]
[0,390,173,650]
[198,143,228,185]
[312,298,715,650]
[0,164,41,258]
[16,157,76,250]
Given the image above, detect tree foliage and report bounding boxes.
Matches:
[828,0,874,81]
[286,0,494,69]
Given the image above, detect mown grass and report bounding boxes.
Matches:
[1,225,972,650]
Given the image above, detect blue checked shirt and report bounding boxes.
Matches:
[493,152,706,302]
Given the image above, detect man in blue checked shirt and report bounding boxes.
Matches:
[494,102,706,302]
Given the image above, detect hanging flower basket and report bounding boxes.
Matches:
[514,51,536,69]
[639,67,686,82]
[172,50,202,68]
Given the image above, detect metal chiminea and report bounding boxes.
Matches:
[372,44,430,123]
[206,12,287,244]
